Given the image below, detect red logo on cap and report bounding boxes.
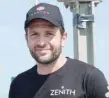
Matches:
[36,6,45,11]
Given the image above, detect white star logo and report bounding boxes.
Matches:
[61,86,64,89]
[36,6,45,11]
[105,86,109,98]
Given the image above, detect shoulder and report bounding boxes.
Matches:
[68,58,108,97]
[67,58,106,79]
[68,58,96,72]
[9,65,37,97]
[10,65,37,87]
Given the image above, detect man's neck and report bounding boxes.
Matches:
[37,55,67,75]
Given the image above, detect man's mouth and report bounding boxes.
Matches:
[35,49,50,51]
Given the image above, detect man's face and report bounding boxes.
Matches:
[26,19,67,65]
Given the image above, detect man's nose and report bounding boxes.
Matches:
[37,36,46,46]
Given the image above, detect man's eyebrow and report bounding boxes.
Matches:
[28,30,38,34]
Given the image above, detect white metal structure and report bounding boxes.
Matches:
[36,0,40,5]
[57,0,102,65]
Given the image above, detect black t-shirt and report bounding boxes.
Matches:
[9,58,109,98]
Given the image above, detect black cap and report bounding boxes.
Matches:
[24,3,64,30]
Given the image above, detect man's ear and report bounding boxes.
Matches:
[25,33,29,48]
[25,28,28,41]
[25,33,28,42]
[25,28,28,42]
[61,32,67,47]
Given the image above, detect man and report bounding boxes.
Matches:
[9,3,109,98]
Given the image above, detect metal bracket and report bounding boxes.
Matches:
[73,13,94,29]
[57,0,102,8]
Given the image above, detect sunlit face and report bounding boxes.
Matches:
[25,19,67,65]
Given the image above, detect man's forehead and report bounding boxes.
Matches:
[28,19,57,28]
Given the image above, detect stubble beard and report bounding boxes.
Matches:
[29,44,62,65]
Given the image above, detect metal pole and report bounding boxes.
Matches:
[73,1,94,65]
[57,0,101,65]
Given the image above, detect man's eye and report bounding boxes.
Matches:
[46,32,54,36]
[31,33,38,36]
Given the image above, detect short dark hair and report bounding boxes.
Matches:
[59,27,65,36]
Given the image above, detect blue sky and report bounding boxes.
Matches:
[0,0,109,97]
